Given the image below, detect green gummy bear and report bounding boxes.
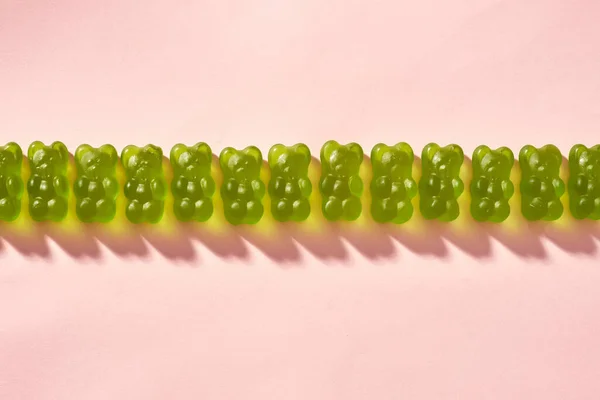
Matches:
[568,144,600,220]
[370,142,417,223]
[470,145,514,222]
[73,144,119,223]
[27,141,70,222]
[0,142,24,221]
[519,144,565,221]
[419,143,464,221]
[122,144,166,224]
[170,142,215,222]
[319,140,364,221]
[268,143,312,222]
[219,146,265,225]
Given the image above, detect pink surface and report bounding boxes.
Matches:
[1,0,600,399]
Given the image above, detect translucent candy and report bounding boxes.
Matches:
[370,142,416,223]
[27,141,70,222]
[319,140,364,221]
[519,144,564,221]
[0,142,24,221]
[568,144,600,220]
[219,146,265,225]
[470,145,514,222]
[268,143,312,222]
[122,144,166,224]
[419,143,464,221]
[170,142,215,222]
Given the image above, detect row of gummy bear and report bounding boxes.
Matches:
[0,141,597,225]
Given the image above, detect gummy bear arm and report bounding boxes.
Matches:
[405,178,417,198]
[251,179,266,199]
[151,178,167,200]
[348,175,364,196]
[102,176,119,198]
[200,176,216,197]
[502,180,515,199]
[452,178,464,196]
[298,177,312,197]
[5,174,23,197]
[553,178,565,197]
[52,175,69,196]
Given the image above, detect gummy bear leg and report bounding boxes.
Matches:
[174,198,194,221]
[291,198,310,222]
[491,200,510,223]
[323,197,343,221]
[143,200,163,224]
[0,197,17,221]
[393,200,413,224]
[194,198,213,222]
[342,197,361,221]
[48,197,68,222]
[245,200,264,224]
[591,197,600,220]
[371,198,395,223]
[471,198,494,222]
[545,199,563,221]
[571,196,593,220]
[96,199,116,223]
[272,199,292,222]
[30,197,48,221]
[441,200,459,222]
[522,197,547,221]
[76,197,96,223]
[126,200,144,224]
[421,197,445,220]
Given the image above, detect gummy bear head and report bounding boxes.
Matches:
[422,143,464,179]
[28,141,69,177]
[121,144,163,179]
[371,142,413,179]
[75,144,118,179]
[321,140,363,177]
[569,144,600,177]
[268,143,311,178]
[0,142,23,174]
[170,142,212,179]
[220,146,262,180]
[472,145,514,179]
[519,145,562,179]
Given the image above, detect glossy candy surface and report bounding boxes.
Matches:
[568,144,600,220]
[470,146,514,222]
[27,141,70,222]
[170,142,215,222]
[319,140,364,221]
[74,144,119,223]
[370,142,416,223]
[419,143,464,221]
[268,143,312,222]
[519,144,564,221]
[0,142,24,221]
[122,144,167,224]
[220,146,265,225]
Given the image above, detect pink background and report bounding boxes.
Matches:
[2,0,600,399]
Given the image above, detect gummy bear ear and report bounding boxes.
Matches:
[4,142,23,164]
[321,140,340,163]
[52,141,69,164]
[472,145,491,166]
[121,145,139,169]
[421,143,440,168]
[28,141,46,161]
[447,144,464,162]
[194,142,212,163]
[268,144,287,166]
[144,144,163,161]
[244,146,262,165]
[394,142,414,163]
[170,143,187,166]
[497,146,514,166]
[347,142,364,161]
[544,144,563,166]
[293,143,311,164]
[99,144,118,166]
[519,145,538,169]
[219,147,236,170]
[569,144,588,163]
